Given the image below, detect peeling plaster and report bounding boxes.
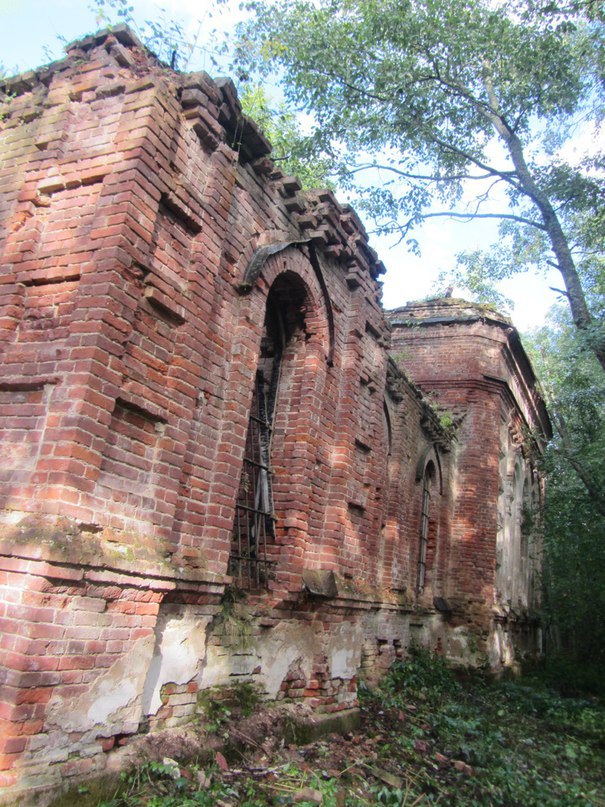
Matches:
[198,620,318,699]
[257,622,317,698]
[47,635,154,734]
[142,611,210,716]
[198,643,246,689]
[328,622,363,679]
[488,623,515,669]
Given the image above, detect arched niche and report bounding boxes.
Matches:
[238,241,335,365]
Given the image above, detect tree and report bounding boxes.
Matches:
[239,85,334,188]
[524,308,605,679]
[236,0,605,369]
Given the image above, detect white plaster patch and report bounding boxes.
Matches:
[328,622,363,680]
[198,621,318,698]
[142,612,210,716]
[198,643,243,689]
[446,625,487,668]
[488,623,515,669]
[88,674,140,726]
[256,622,317,698]
[47,635,154,734]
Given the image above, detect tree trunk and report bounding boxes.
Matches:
[482,95,605,373]
[504,131,605,373]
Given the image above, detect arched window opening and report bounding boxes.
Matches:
[229,275,306,589]
[519,476,533,606]
[416,461,435,595]
[509,459,524,605]
[383,404,393,458]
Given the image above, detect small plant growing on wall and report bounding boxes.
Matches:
[218,585,254,650]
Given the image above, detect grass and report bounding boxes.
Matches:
[94,649,605,806]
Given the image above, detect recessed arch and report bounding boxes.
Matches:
[383,402,393,458]
[238,241,335,365]
[229,263,330,589]
[415,444,443,495]
[416,460,437,595]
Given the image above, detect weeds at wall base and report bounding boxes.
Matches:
[47,648,605,806]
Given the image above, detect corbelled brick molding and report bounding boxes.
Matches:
[0,26,550,803]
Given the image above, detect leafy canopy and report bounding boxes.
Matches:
[239,85,334,189]
[237,0,605,367]
[524,306,605,669]
[237,0,599,218]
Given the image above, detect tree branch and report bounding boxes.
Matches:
[385,208,546,244]
[341,162,514,183]
[316,67,391,104]
[413,210,546,229]
[549,286,571,298]
[428,134,522,189]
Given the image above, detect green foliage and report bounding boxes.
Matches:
[363,650,605,805]
[435,408,455,432]
[98,760,237,807]
[217,585,255,649]
[197,681,260,733]
[524,306,605,684]
[196,690,233,733]
[102,651,605,806]
[240,85,334,189]
[237,0,605,368]
[529,653,605,698]
[377,645,462,706]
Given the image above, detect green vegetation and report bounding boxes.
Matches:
[436,408,455,432]
[240,85,334,190]
[216,586,255,650]
[525,307,605,689]
[237,0,605,372]
[94,650,605,805]
[197,681,261,733]
[362,650,605,805]
[98,759,243,807]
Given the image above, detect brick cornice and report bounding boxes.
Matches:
[0,543,225,593]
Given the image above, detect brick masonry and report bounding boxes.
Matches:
[0,27,550,803]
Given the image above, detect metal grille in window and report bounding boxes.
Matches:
[230,306,284,589]
[416,470,432,594]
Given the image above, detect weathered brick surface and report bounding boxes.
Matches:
[0,30,549,803]
[388,300,550,660]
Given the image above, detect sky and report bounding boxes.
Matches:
[0,0,571,331]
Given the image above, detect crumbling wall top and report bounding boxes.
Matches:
[0,24,385,287]
[387,296,512,327]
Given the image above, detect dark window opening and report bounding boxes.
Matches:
[229,272,310,589]
[416,463,434,595]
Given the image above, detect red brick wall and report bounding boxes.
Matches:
[388,300,549,641]
[0,30,547,802]
[0,31,443,596]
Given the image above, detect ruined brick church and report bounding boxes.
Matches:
[0,27,550,802]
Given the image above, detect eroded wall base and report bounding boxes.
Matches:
[0,539,508,806]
